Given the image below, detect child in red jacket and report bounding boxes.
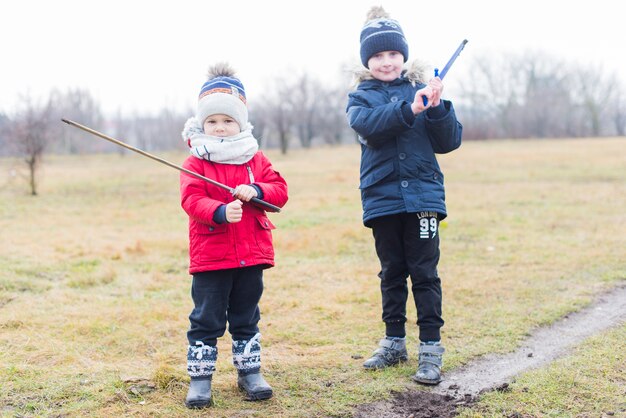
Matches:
[179,63,288,409]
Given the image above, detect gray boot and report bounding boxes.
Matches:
[185,378,212,408]
[363,337,408,369]
[238,372,273,401]
[233,333,273,401]
[412,342,445,385]
[185,342,217,408]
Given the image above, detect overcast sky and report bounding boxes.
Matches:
[2,0,624,116]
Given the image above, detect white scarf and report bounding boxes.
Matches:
[181,117,259,164]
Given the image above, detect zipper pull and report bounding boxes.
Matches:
[246,165,255,183]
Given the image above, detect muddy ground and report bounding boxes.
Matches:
[354,283,626,417]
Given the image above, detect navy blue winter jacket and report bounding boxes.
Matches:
[347,72,462,226]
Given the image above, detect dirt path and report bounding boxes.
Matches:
[354,283,626,418]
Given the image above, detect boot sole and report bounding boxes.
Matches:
[363,357,408,370]
[238,384,273,401]
[411,375,442,385]
[185,398,213,409]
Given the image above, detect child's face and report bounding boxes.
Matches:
[203,114,241,137]
[367,50,404,82]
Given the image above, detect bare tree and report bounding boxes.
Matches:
[130,113,159,152]
[6,95,57,195]
[156,107,188,150]
[0,112,9,157]
[271,100,292,154]
[263,81,294,154]
[249,104,268,148]
[317,85,351,145]
[518,54,570,138]
[610,83,626,136]
[110,108,133,156]
[51,88,104,153]
[287,73,323,148]
[570,66,619,137]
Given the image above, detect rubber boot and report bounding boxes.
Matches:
[412,342,445,385]
[185,341,217,408]
[185,378,212,408]
[237,372,273,401]
[363,337,408,369]
[233,333,273,401]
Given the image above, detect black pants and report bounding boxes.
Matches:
[187,266,264,347]
[370,212,444,342]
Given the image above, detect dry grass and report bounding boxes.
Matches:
[0,138,624,417]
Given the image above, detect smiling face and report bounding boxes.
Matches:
[367,50,404,82]
[202,114,241,137]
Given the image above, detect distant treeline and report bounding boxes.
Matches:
[1,51,624,159]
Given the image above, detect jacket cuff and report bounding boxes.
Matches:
[400,102,417,125]
[213,205,227,224]
[251,184,264,199]
[427,101,447,119]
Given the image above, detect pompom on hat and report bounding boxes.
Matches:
[359,6,409,68]
[196,63,248,130]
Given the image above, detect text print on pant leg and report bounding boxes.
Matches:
[417,212,438,239]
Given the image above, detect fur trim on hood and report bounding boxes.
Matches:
[350,59,430,89]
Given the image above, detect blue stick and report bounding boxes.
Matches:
[422,39,468,106]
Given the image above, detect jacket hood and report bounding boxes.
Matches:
[350,59,430,89]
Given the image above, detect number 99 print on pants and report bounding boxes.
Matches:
[418,211,439,239]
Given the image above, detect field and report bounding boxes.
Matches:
[1,138,625,417]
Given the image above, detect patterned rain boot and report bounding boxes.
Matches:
[363,337,409,369]
[412,342,445,385]
[185,341,217,408]
[232,333,273,401]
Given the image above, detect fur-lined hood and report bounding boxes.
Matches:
[350,59,430,90]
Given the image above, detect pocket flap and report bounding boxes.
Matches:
[256,216,276,230]
[196,222,227,235]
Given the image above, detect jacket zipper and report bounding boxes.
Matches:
[246,165,255,183]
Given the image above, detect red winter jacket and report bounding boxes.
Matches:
[180,151,288,273]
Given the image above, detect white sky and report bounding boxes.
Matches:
[1,0,624,116]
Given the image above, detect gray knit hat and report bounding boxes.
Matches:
[359,6,409,68]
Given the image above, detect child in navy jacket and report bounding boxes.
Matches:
[346,6,462,385]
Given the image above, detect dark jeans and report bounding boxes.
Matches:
[187,266,264,346]
[370,212,444,342]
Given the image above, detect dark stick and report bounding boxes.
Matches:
[61,118,281,212]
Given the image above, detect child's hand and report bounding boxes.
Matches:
[428,77,443,107]
[225,199,243,223]
[412,87,433,114]
[232,184,258,202]
[411,77,444,114]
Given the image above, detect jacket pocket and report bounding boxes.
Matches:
[418,161,445,203]
[193,222,229,261]
[359,163,395,189]
[254,215,275,256]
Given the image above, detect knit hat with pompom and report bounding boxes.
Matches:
[196,63,248,129]
[359,6,409,68]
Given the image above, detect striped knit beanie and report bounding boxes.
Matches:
[359,6,409,68]
[196,63,248,130]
